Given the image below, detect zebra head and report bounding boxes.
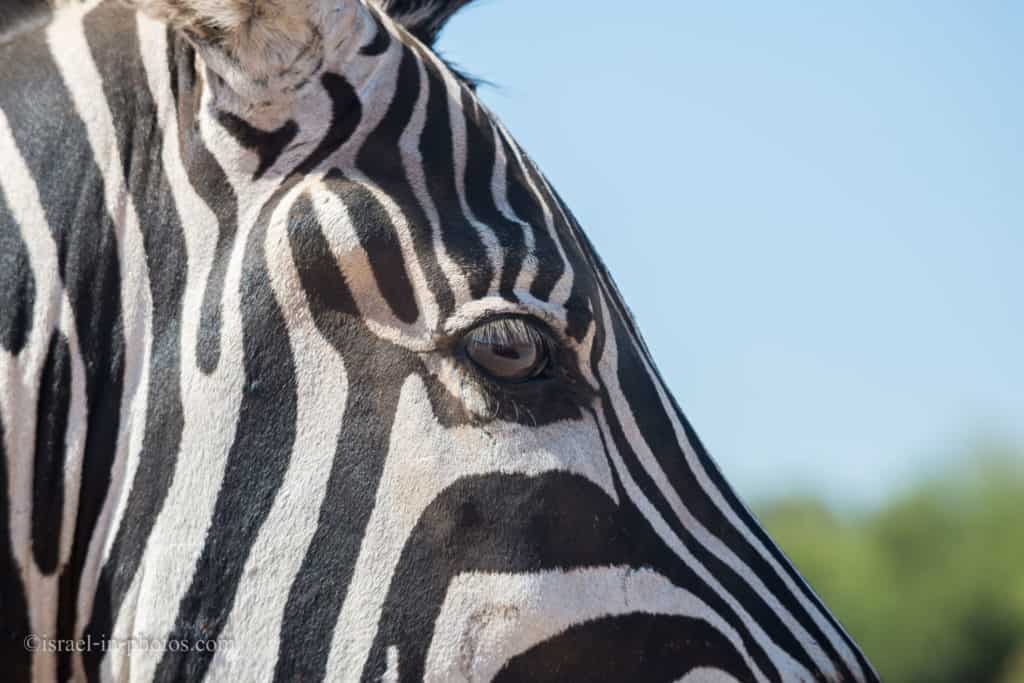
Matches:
[0,0,879,681]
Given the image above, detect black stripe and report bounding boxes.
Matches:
[359,8,391,57]
[0,187,34,355]
[152,71,362,682]
[355,44,455,319]
[322,169,420,324]
[562,283,595,344]
[215,110,298,180]
[272,193,403,681]
[494,613,756,683]
[514,181,593,341]
[32,330,71,576]
[0,20,127,683]
[165,38,245,376]
[493,131,564,303]
[0,0,50,43]
[409,41,493,300]
[458,91,528,302]
[79,6,191,680]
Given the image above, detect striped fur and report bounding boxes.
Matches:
[0,1,879,681]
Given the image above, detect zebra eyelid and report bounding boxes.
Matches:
[440,300,575,349]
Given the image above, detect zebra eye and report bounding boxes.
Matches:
[463,317,550,383]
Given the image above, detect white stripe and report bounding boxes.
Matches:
[423,568,753,682]
[207,178,347,679]
[402,56,474,308]
[45,8,155,679]
[487,120,539,296]
[116,16,251,679]
[384,645,400,683]
[493,120,575,307]
[0,107,90,683]
[443,77,504,295]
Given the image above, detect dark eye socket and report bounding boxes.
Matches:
[462,316,551,383]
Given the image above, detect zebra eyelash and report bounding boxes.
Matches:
[460,315,552,350]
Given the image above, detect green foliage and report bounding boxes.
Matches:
[756,446,1024,683]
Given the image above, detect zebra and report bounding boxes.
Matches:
[0,0,880,680]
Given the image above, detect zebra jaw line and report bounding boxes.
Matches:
[0,0,879,681]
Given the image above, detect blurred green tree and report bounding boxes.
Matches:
[756,443,1024,683]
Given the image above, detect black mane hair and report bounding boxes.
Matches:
[0,0,52,43]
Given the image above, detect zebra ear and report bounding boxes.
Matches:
[126,0,361,105]
[372,0,475,46]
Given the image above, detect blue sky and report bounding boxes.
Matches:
[438,1,1023,507]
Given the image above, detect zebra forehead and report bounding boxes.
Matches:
[150,1,577,295]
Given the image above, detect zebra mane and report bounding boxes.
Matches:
[371,0,476,46]
[0,0,52,42]
[372,0,486,89]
